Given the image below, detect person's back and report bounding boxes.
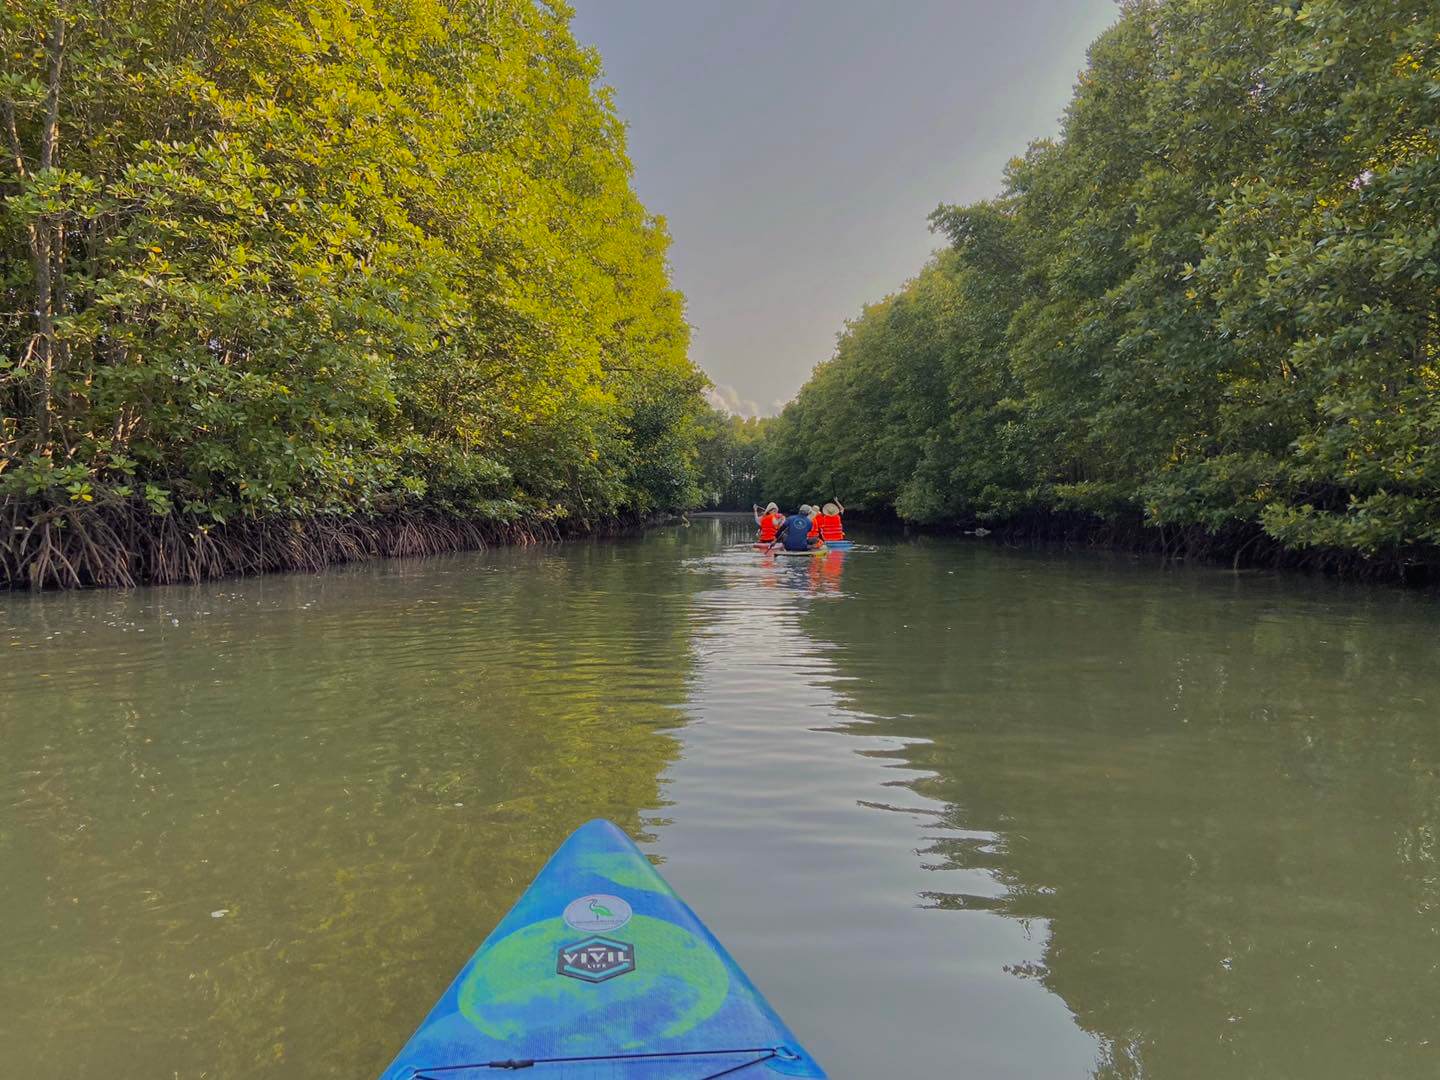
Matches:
[816,501,844,542]
[755,503,784,543]
[776,513,817,552]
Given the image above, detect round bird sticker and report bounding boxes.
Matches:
[563,893,632,933]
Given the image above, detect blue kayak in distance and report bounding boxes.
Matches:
[379,820,827,1079]
[755,542,852,554]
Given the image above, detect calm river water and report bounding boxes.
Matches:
[3,517,1439,1078]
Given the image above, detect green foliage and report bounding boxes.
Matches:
[694,409,772,510]
[762,0,1440,564]
[1,0,707,544]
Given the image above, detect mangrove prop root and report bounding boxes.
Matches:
[0,500,577,590]
[963,510,1434,586]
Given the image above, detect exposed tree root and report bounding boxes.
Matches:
[867,509,1440,588]
[988,513,1439,587]
[0,499,577,590]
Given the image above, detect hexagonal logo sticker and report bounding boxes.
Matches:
[555,936,636,984]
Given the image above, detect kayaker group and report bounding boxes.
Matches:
[753,500,845,552]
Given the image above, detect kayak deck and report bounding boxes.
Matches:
[401,1051,800,1077]
[749,541,852,553]
[379,821,826,1078]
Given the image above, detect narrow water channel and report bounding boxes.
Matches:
[3,518,1438,1078]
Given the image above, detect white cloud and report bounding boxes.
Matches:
[704,383,771,418]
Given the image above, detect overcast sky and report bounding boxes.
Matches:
[569,1,1120,416]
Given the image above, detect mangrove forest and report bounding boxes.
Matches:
[1,0,716,588]
[760,0,1440,580]
[6,0,1440,588]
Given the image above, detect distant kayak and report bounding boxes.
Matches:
[378,820,827,1078]
[744,545,855,556]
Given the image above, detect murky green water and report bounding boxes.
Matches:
[3,519,1439,1078]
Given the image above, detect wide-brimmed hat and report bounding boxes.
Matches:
[764,502,779,514]
[822,502,839,516]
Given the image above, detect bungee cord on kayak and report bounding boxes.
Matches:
[412,1045,785,1075]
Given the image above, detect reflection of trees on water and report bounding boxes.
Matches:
[0,541,703,1077]
[801,542,1440,1079]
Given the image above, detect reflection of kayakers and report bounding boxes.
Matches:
[753,502,785,543]
[809,547,845,592]
[772,509,823,553]
[815,500,845,543]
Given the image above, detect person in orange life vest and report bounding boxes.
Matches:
[815,500,845,542]
[753,502,785,543]
[794,505,817,540]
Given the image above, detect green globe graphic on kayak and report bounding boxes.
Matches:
[459,915,730,1047]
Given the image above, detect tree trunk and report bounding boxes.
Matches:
[30,15,65,448]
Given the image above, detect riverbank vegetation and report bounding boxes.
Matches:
[1,0,710,588]
[762,0,1440,579]
[695,412,771,510]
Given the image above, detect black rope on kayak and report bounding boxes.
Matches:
[696,1049,779,1079]
[412,1045,783,1076]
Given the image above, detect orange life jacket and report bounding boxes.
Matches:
[807,517,820,538]
[815,513,844,541]
[757,512,785,542]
